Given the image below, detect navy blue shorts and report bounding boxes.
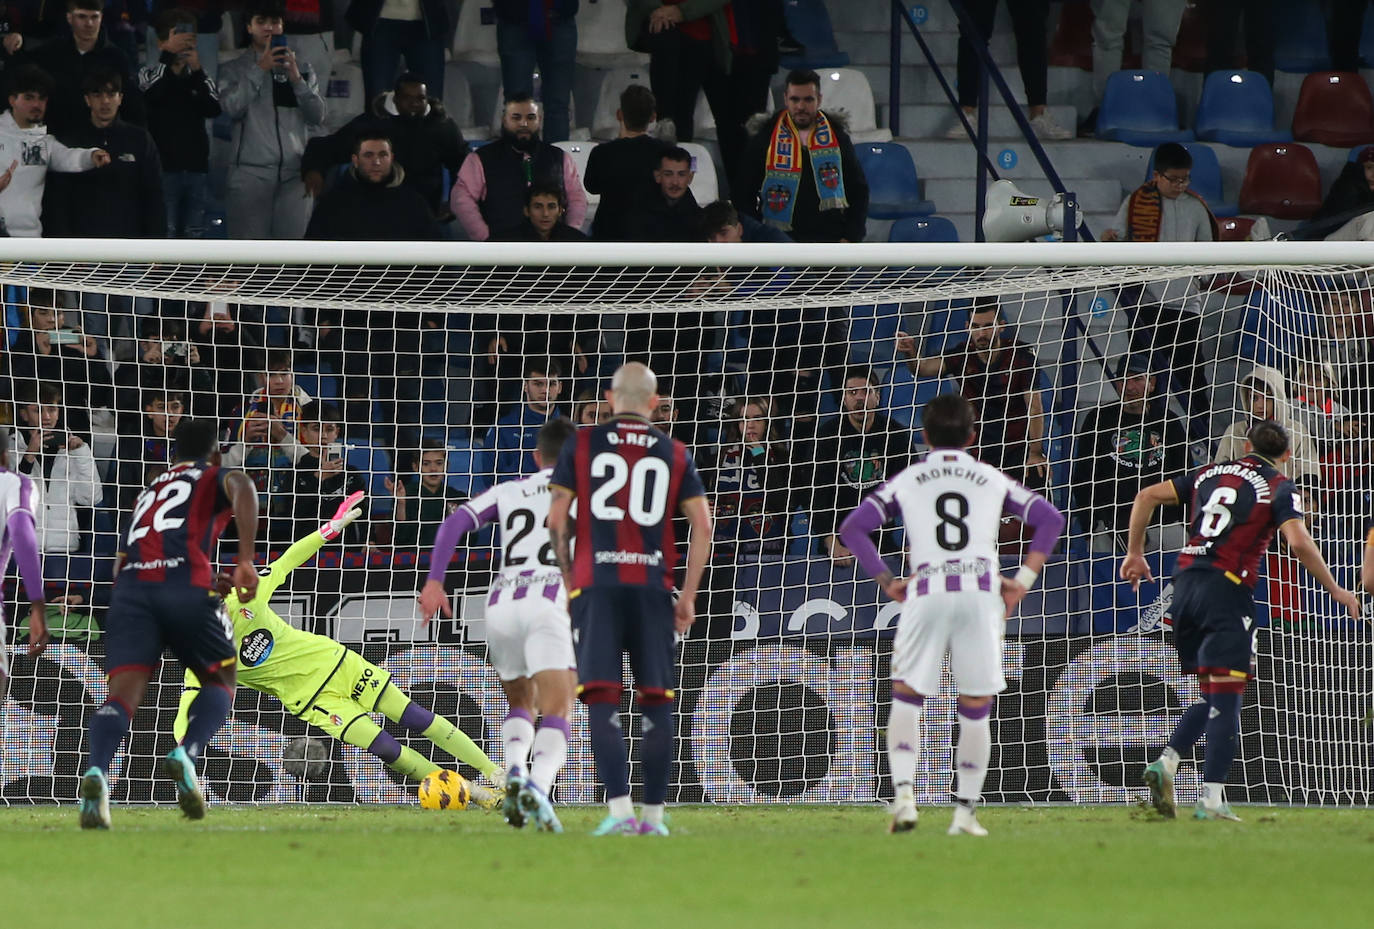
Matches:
[1169,568,1258,680]
[571,586,677,701]
[105,580,236,677]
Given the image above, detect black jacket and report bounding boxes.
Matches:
[138,51,221,173]
[44,118,165,238]
[623,189,703,242]
[32,33,146,136]
[1071,401,1190,535]
[271,453,368,546]
[584,133,671,241]
[300,91,467,217]
[735,110,869,243]
[305,164,440,240]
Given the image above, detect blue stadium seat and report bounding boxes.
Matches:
[1144,142,1238,217]
[1194,70,1291,147]
[779,0,850,69]
[1095,71,1195,146]
[848,302,903,364]
[344,441,394,514]
[1273,0,1331,72]
[888,215,959,242]
[1236,286,1321,367]
[445,441,491,499]
[855,143,935,219]
[883,361,954,428]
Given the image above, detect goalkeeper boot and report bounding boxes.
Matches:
[467,780,502,812]
[1142,760,1176,819]
[78,767,111,830]
[518,782,564,834]
[160,746,206,820]
[889,800,918,834]
[1193,798,1242,822]
[591,814,639,836]
[503,768,526,829]
[947,802,988,837]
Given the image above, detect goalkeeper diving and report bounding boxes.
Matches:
[174,491,505,807]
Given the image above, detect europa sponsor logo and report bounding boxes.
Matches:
[240,629,275,667]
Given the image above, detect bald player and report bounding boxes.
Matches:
[548,363,711,836]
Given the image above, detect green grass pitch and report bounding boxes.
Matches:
[2,804,1370,928]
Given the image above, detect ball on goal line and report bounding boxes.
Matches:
[417,769,471,810]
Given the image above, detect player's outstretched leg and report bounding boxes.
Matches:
[948,698,992,837]
[377,686,504,805]
[887,689,924,833]
[1144,699,1207,819]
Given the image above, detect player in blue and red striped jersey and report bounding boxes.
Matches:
[0,442,49,698]
[548,362,712,836]
[1121,419,1360,822]
[79,419,260,830]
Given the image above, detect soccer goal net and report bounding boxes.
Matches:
[1,240,1370,808]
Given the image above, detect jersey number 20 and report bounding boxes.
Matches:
[589,453,669,526]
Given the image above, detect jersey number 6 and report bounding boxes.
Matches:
[589,452,670,526]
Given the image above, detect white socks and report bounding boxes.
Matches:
[501,712,535,777]
[528,724,569,793]
[1160,746,1181,776]
[608,794,635,821]
[887,697,923,797]
[954,710,991,805]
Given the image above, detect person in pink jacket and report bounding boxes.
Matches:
[449,94,585,240]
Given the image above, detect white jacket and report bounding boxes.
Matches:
[8,431,104,553]
[0,111,100,237]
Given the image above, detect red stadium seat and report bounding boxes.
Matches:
[1237,143,1323,220]
[1291,72,1374,147]
[1217,217,1256,241]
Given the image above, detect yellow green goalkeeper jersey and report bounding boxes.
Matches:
[173,529,347,739]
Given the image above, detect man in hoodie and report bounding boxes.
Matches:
[219,1,326,239]
[1214,366,1320,492]
[450,93,585,241]
[0,65,109,238]
[304,131,437,241]
[32,0,145,136]
[300,71,467,221]
[139,8,222,238]
[1072,354,1190,550]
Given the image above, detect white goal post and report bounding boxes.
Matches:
[0,239,1370,808]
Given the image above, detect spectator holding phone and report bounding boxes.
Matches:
[6,289,112,441]
[270,401,368,545]
[219,0,326,239]
[9,382,104,555]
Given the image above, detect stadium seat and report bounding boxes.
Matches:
[779,0,850,69]
[818,69,891,143]
[888,215,959,242]
[589,67,652,140]
[1217,217,1257,241]
[1237,143,1323,220]
[679,142,720,204]
[1362,9,1374,67]
[344,441,395,514]
[1272,0,1331,73]
[576,0,648,66]
[847,302,903,364]
[1048,1,1093,70]
[1349,144,1374,161]
[1194,71,1291,147]
[884,361,953,428]
[1095,71,1195,146]
[322,50,364,134]
[1144,142,1238,217]
[445,440,491,499]
[554,140,599,207]
[1291,72,1374,147]
[452,0,500,67]
[855,143,935,219]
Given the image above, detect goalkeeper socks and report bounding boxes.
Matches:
[86,697,132,775]
[1167,700,1209,760]
[501,708,536,777]
[887,691,924,795]
[587,701,631,800]
[640,702,673,806]
[181,683,233,761]
[421,714,499,777]
[529,715,570,793]
[1202,690,1242,784]
[953,701,992,805]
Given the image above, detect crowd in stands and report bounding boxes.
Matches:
[3,2,1374,633]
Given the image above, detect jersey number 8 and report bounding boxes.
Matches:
[589,453,670,526]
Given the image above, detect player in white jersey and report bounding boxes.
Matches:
[839,394,1065,836]
[0,444,49,693]
[418,418,578,832]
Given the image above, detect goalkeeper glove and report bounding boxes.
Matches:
[320,490,365,541]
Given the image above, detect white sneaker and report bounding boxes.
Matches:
[944,119,970,140]
[947,804,988,837]
[1029,110,1073,141]
[889,800,918,833]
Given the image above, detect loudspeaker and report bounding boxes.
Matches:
[982,179,1083,242]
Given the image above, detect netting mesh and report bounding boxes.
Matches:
[1,247,1372,806]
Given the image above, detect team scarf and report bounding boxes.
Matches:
[760,110,848,231]
[1126,181,1220,242]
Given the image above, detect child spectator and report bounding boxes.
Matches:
[572,389,611,427]
[9,382,104,554]
[222,347,310,507]
[387,439,464,549]
[486,359,567,478]
[114,386,186,516]
[271,401,368,545]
